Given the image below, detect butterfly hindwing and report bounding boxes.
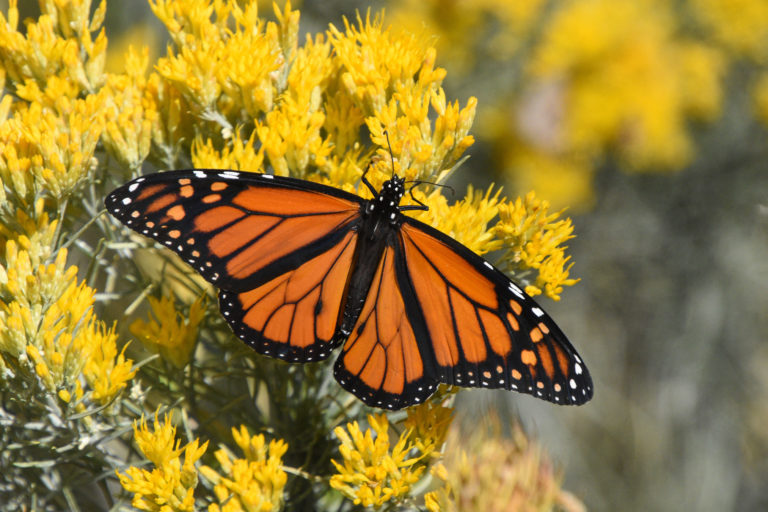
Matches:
[398,220,593,405]
[334,245,439,409]
[219,229,358,362]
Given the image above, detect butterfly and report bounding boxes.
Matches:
[105,167,593,409]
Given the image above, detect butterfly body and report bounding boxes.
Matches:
[337,175,408,337]
[106,169,593,409]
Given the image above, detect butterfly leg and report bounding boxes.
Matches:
[360,163,378,196]
[399,186,429,212]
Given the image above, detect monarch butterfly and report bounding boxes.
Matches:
[105,167,593,409]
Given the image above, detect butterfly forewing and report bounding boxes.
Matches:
[398,220,593,405]
[105,170,363,291]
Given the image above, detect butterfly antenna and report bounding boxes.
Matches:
[383,129,396,177]
[406,179,456,197]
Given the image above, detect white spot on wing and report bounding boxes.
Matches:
[575,363,582,375]
[128,183,139,192]
[219,171,240,179]
[193,170,207,178]
[509,283,525,299]
[569,378,576,389]
[262,174,274,179]
[484,261,493,270]
[122,198,132,205]
[531,307,544,317]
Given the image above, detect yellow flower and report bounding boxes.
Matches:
[102,46,157,170]
[411,185,503,256]
[0,234,135,409]
[0,200,56,256]
[429,420,584,512]
[493,192,579,300]
[130,293,206,369]
[199,425,288,512]
[256,92,333,178]
[0,0,106,93]
[0,92,106,208]
[690,0,768,60]
[151,0,289,120]
[329,12,444,116]
[330,414,427,508]
[257,32,334,178]
[83,324,136,406]
[192,130,265,172]
[118,411,209,512]
[404,401,453,458]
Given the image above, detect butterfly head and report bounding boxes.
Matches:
[381,176,406,201]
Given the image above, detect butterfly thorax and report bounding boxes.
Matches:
[363,176,406,231]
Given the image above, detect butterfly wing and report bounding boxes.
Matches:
[105,169,364,362]
[333,244,440,409]
[396,219,593,405]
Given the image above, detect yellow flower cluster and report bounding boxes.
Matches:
[0,0,108,206]
[160,2,477,196]
[151,0,285,119]
[388,0,546,73]
[0,228,135,410]
[331,414,424,507]
[411,185,504,256]
[329,13,475,187]
[0,0,106,95]
[331,401,453,508]
[424,421,581,512]
[0,86,105,216]
[389,0,729,209]
[0,0,134,416]
[689,0,768,60]
[528,0,723,170]
[130,294,206,369]
[403,400,454,458]
[493,191,578,300]
[118,411,209,512]
[199,425,289,512]
[102,46,157,170]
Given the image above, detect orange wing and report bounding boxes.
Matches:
[395,220,593,405]
[334,245,439,409]
[105,169,365,361]
[220,229,357,361]
[105,169,362,291]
